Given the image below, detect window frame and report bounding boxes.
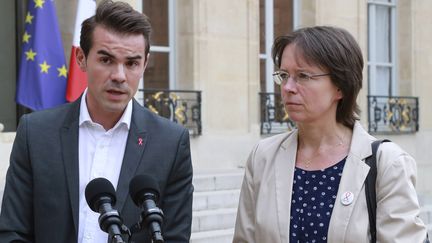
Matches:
[367,0,397,96]
[142,0,176,89]
[260,0,300,93]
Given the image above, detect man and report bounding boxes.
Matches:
[0,1,193,242]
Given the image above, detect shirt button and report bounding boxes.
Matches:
[85,233,92,239]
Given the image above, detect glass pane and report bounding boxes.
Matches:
[143,0,168,46]
[274,0,293,38]
[372,0,393,3]
[373,66,391,96]
[144,52,169,89]
[259,0,265,54]
[375,5,391,63]
[367,5,372,59]
[260,59,266,92]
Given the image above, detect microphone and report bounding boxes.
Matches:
[129,174,164,243]
[85,178,126,243]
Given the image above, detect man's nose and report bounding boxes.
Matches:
[111,64,126,82]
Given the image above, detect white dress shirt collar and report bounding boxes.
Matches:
[79,88,132,131]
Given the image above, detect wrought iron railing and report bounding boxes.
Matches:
[368,95,419,134]
[259,92,296,134]
[140,89,202,136]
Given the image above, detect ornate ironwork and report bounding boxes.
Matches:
[140,89,202,136]
[368,95,419,134]
[259,92,296,134]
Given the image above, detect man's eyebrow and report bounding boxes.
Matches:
[97,50,115,58]
[126,55,143,60]
[96,50,142,60]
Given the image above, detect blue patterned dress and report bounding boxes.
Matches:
[289,158,346,243]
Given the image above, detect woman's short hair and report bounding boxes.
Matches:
[80,0,152,58]
[272,26,364,128]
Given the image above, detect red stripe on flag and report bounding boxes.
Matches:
[66,46,87,102]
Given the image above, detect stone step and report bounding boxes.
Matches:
[193,170,244,192]
[190,170,241,241]
[191,228,234,243]
[192,208,237,233]
[193,189,240,212]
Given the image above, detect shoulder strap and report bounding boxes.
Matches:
[365,139,390,243]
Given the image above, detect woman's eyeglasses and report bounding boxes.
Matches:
[272,70,330,85]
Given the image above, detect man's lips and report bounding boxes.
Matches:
[106,89,128,101]
[107,89,126,95]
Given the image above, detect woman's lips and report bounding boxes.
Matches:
[285,102,301,106]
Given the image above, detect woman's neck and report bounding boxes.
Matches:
[297,122,350,149]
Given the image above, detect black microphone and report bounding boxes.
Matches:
[85,178,126,243]
[129,174,164,243]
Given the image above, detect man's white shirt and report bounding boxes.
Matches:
[77,89,132,243]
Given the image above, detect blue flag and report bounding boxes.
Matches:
[16,0,67,111]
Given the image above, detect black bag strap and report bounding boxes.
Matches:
[365,139,390,243]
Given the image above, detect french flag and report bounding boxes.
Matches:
[66,0,96,102]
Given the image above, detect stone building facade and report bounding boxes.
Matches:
[0,0,431,198]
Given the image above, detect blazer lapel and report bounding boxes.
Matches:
[116,101,148,212]
[327,122,374,242]
[60,99,81,234]
[274,130,298,243]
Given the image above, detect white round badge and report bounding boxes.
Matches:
[340,191,354,206]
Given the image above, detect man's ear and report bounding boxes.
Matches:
[76,47,87,72]
[143,53,150,71]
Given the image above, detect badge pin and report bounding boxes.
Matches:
[341,191,354,206]
[138,138,143,146]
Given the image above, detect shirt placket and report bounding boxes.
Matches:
[82,131,113,242]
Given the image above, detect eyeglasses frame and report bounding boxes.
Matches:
[272,70,331,85]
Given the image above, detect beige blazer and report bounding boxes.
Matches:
[233,122,427,243]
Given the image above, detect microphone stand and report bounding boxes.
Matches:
[128,206,164,243]
[108,223,131,243]
[103,215,131,243]
[111,234,125,243]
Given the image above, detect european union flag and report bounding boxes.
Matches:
[16,0,67,111]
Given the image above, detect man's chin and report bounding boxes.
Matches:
[103,102,129,114]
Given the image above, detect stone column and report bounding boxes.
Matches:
[178,0,261,169]
[411,0,432,195]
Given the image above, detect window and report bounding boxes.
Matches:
[259,0,295,93]
[142,0,176,89]
[367,0,397,96]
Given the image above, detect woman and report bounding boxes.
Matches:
[233,26,427,243]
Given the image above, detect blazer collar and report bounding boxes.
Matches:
[274,130,298,242]
[327,121,375,242]
[348,121,375,161]
[115,99,148,212]
[60,97,81,235]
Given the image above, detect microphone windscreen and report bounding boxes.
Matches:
[85,177,116,212]
[129,174,160,206]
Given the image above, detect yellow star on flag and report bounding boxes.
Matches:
[34,0,45,8]
[25,12,34,24]
[57,65,68,78]
[39,61,51,73]
[25,49,37,61]
[23,31,31,43]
